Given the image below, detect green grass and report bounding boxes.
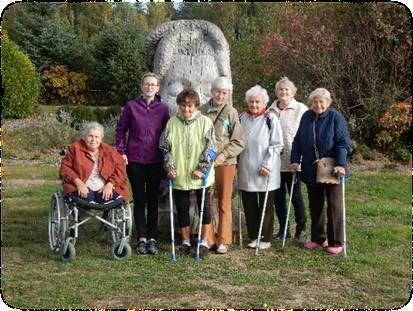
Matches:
[1,163,411,309]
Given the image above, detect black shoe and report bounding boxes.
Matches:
[295,231,306,243]
[209,244,218,251]
[136,240,147,254]
[178,244,191,255]
[199,245,209,258]
[146,239,158,255]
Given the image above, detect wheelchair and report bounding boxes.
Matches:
[48,190,132,262]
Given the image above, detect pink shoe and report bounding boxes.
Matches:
[326,245,343,255]
[304,240,328,249]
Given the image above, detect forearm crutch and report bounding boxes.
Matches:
[167,179,176,261]
[238,190,243,248]
[195,151,217,261]
[282,172,296,247]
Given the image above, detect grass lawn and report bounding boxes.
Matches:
[1,162,411,309]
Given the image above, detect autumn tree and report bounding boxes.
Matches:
[258,3,411,146]
[145,2,172,28]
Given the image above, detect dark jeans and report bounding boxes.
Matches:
[70,189,120,204]
[307,183,343,246]
[173,188,212,228]
[274,172,306,235]
[127,162,163,241]
[241,190,275,243]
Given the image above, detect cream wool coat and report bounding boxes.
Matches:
[269,98,308,171]
[237,112,283,192]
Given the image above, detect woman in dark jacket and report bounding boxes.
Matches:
[291,88,351,255]
[116,72,169,255]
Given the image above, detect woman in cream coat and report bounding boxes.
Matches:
[238,85,283,250]
[269,77,308,242]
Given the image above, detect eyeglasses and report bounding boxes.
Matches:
[143,83,158,88]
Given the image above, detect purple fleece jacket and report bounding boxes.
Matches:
[115,94,169,164]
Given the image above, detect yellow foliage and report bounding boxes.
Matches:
[43,65,89,106]
[376,102,411,148]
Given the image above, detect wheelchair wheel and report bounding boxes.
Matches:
[110,203,132,243]
[49,191,63,251]
[111,241,131,261]
[60,242,76,262]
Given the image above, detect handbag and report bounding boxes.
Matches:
[313,120,340,184]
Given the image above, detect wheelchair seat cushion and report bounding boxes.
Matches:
[68,194,125,210]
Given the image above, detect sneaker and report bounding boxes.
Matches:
[273,231,291,240]
[136,240,147,254]
[303,240,328,250]
[258,241,271,250]
[216,244,228,254]
[326,245,343,255]
[146,239,158,255]
[178,244,191,255]
[199,245,209,258]
[247,239,257,248]
[295,231,307,243]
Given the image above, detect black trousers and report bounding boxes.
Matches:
[173,188,212,228]
[241,190,275,243]
[274,172,306,235]
[127,162,163,240]
[306,183,343,246]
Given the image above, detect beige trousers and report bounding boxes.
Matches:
[214,165,237,245]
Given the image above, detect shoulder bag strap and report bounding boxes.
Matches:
[313,119,320,162]
[213,104,227,125]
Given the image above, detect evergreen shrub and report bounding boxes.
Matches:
[2,34,40,118]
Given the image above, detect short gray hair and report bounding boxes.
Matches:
[275,76,297,96]
[211,76,233,93]
[308,88,332,103]
[245,85,270,105]
[82,121,105,139]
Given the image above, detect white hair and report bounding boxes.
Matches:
[82,121,104,139]
[275,76,297,96]
[308,88,332,102]
[245,85,270,105]
[211,76,233,93]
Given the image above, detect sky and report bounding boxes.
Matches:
[1,0,410,16]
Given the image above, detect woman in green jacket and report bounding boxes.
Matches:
[159,88,217,258]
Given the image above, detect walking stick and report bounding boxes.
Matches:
[167,179,176,261]
[255,176,270,256]
[282,172,296,247]
[341,176,347,258]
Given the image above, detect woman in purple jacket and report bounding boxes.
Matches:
[116,72,169,255]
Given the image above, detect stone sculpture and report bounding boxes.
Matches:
[145,20,243,243]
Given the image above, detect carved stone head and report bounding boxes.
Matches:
[145,20,232,114]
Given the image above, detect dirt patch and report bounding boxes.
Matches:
[349,160,410,174]
[4,179,60,188]
[3,159,49,167]
[2,116,44,133]
[91,292,229,309]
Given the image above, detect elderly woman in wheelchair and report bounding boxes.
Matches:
[48,122,132,262]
